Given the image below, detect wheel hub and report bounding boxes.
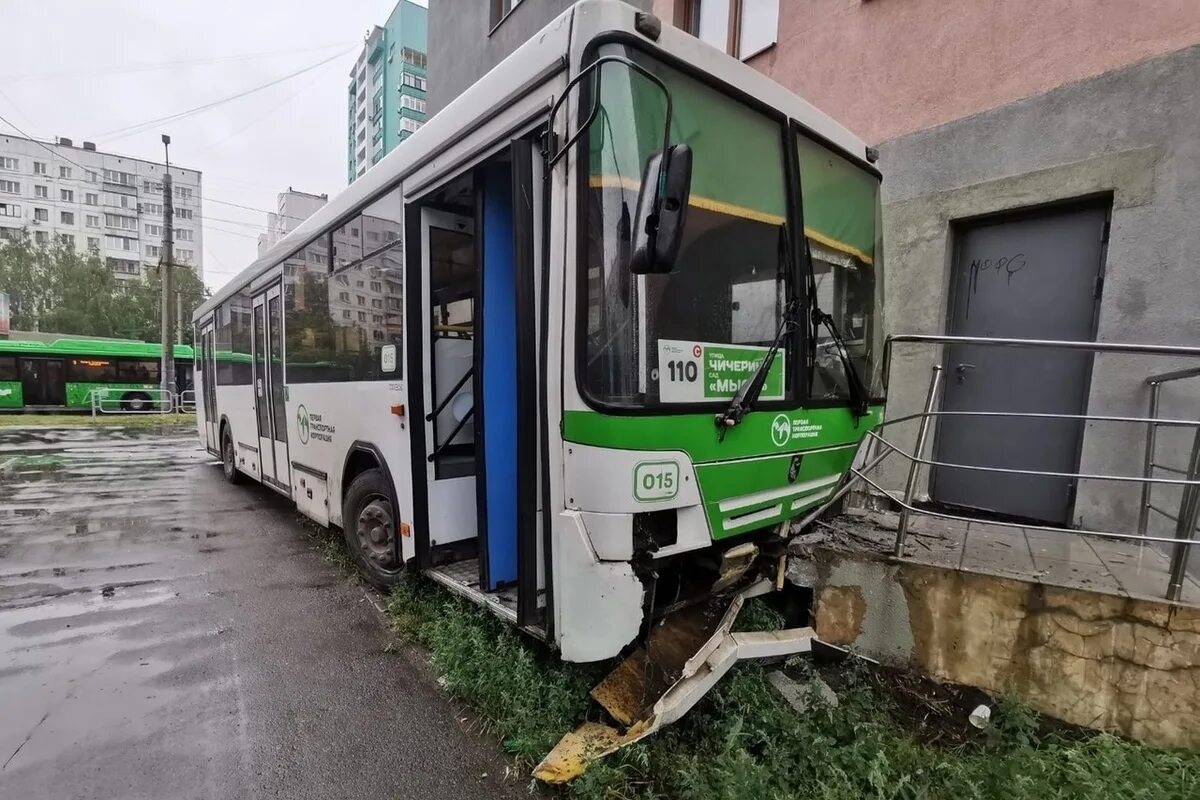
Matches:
[356,498,396,569]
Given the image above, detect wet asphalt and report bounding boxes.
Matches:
[0,427,523,800]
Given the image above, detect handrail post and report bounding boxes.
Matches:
[1166,425,1200,602]
[895,365,944,557]
[1138,382,1162,537]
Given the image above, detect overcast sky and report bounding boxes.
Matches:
[0,0,426,292]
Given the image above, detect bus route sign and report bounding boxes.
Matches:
[657,339,784,403]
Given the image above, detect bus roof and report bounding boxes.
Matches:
[196,0,872,322]
[0,338,194,359]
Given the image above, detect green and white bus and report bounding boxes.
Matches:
[195,0,883,670]
[0,338,194,411]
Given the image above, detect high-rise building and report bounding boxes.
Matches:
[257,187,328,256]
[347,0,429,184]
[0,134,203,281]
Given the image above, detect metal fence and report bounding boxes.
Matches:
[801,335,1200,602]
[89,388,196,417]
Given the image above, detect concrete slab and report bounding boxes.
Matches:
[828,508,1200,607]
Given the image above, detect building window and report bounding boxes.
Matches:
[178,248,194,262]
[0,179,18,194]
[35,185,47,198]
[60,188,74,202]
[60,211,74,225]
[399,117,422,134]
[145,223,160,236]
[86,170,98,183]
[400,73,427,91]
[146,244,160,258]
[33,161,46,175]
[401,95,426,113]
[689,0,779,60]
[400,47,427,69]
[87,236,100,250]
[174,207,193,220]
[59,165,72,179]
[174,186,193,200]
[175,227,193,241]
[86,214,100,228]
[103,169,135,186]
[60,233,75,247]
[144,202,161,215]
[0,156,17,171]
[34,230,48,244]
[107,257,140,275]
[0,202,19,217]
[490,0,523,27]
[106,234,135,251]
[34,207,48,222]
[85,192,98,205]
[105,213,137,231]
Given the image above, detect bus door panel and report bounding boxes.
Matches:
[200,322,218,452]
[251,293,277,485]
[265,286,290,494]
[20,357,65,407]
[420,207,477,548]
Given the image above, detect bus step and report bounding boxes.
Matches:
[533,581,814,784]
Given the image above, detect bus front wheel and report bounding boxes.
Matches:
[342,469,404,589]
[221,429,244,485]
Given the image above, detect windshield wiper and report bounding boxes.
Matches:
[812,307,870,419]
[716,297,799,435]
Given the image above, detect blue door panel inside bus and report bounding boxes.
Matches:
[481,163,518,590]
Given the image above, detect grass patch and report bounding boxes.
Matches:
[0,412,197,429]
[386,577,1200,800]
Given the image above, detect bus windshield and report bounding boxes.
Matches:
[581,47,793,409]
[580,47,883,411]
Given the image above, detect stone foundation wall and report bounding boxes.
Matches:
[809,553,1200,749]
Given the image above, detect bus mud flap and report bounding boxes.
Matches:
[533,581,815,784]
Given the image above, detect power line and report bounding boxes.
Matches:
[98,49,355,144]
[0,42,358,83]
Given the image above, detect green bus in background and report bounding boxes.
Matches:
[0,338,194,411]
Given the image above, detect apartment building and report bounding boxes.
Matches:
[0,135,203,281]
[347,0,429,183]
[257,187,328,257]
[428,0,1200,535]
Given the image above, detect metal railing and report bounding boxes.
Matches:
[89,388,196,416]
[801,334,1200,602]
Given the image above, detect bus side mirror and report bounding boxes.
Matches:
[630,144,692,275]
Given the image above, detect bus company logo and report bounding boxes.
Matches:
[296,404,335,444]
[771,414,792,447]
[297,405,311,444]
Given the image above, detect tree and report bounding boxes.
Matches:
[0,228,209,343]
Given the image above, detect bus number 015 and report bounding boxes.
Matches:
[634,461,680,502]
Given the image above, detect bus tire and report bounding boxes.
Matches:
[122,392,152,412]
[221,428,245,485]
[342,468,404,589]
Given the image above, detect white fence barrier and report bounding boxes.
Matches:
[89,388,195,417]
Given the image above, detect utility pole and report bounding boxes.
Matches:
[159,134,176,397]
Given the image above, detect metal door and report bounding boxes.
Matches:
[932,203,1107,524]
[20,358,65,407]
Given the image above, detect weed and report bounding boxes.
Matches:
[385,582,1200,800]
[0,413,197,429]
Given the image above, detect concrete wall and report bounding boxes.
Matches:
[809,551,1200,749]
[874,45,1200,536]
[427,0,652,115]
[744,0,1200,144]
